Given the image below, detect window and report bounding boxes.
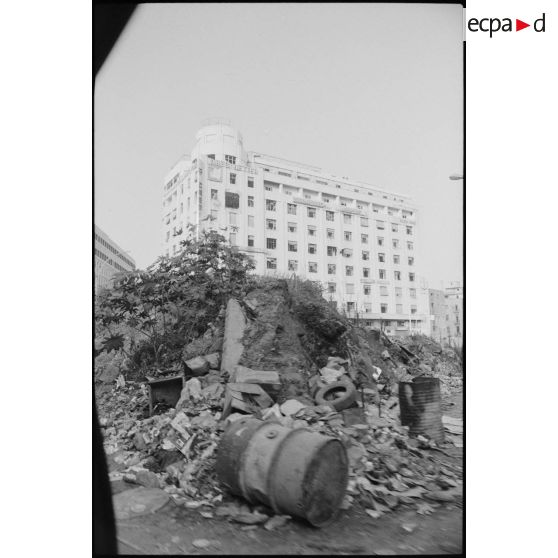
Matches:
[345,265,353,276]
[166,231,170,241]
[391,223,398,233]
[362,251,370,261]
[380,286,388,296]
[328,264,336,275]
[288,241,298,252]
[378,253,385,263]
[393,239,399,249]
[396,287,402,298]
[327,246,337,257]
[411,305,417,315]
[288,222,297,233]
[406,225,413,235]
[377,237,384,246]
[344,231,352,241]
[377,221,385,230]
[225,155,236,165]
[211,189,218,200]
[225,192,240,208]
[267,258,277,269]
[381,303,388,314]
[308,262,318,273]
[409,273,415,282]
[266,219,277,230]
[229,212,237,225]
[266,199,276,211]
[210,209,218,220]
[265,185,273,192]
[363,268,370,278]
[287,203,297,215]
[394,271,401,280]
[343,214,352,224]
[279,171,291,177]
[364,303,372,313]
[394,255,400,264]
[308,243,317,254]
[346,283,355,295]
[408,257,414,266]
[248,196,254,207]
[326,210,334,221]
[248,215,255,227]
[307,207,316,218]
[407,241,414,250]
[308,226,316,236]
[361,217,369,227]
[230,173,236,185]
[248,235,254,247]
[327,229,335,239]
[267,238,277,249]
[363,284,371,295]
[328,283,336,294]
[361,234,368,244]
[410,288,417,298]
[396,304,403,314]
[248,178,254,188]
[207,154,215,160]
[379,269,386,279]
[288,260,298,271]
[229,233,237,245]
[398,320,406,327]
[347,302,355,312]
[342,248,353,258]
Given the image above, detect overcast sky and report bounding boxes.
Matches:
[94,2,463,288]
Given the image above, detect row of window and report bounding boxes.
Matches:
[326,282,417,298]
[264,238,414,264]
[344,301,416,315]
[266,257,416,281]
[95,249,130,273]
[94,234,134,268]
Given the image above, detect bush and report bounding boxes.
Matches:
[95,230,255,373]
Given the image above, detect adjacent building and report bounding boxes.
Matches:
[428,282,463,347]
[95,225,136,294]
[161,119,429,333]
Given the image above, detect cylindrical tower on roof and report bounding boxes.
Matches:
[190,118,246,163]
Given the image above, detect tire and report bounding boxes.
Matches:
[314,380,357,412]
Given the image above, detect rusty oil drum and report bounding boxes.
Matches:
[398,377,445,443]
[215,417,349,527]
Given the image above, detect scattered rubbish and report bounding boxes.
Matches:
[116,374,126,389]
[279,399,307,416]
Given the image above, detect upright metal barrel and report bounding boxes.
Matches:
[398,377,444,443]
[215,417,349,527]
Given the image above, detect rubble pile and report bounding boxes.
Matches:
[97,282,462,527]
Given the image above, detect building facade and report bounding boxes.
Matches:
[444,281,463,347]
[161,120,428,333]
[428,288,446,343]
[95,225,136,294]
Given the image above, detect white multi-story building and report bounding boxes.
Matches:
[95,225,136,294]
[161,119,428,333]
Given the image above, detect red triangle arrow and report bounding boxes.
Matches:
[516,19,530,31]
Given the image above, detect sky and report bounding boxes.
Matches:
[94,2,463,288]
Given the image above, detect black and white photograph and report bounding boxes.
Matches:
[93,2,464,554]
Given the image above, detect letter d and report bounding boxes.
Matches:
[534,13,545,32]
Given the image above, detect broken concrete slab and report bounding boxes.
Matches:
[280,399,307,417]
[228,382,274,409]
[204,352,221,370]
[183,356,210,376]
[320,366,346,384]
[221,299,246,374]
[113,487,170,520]
[231,366,281,396]
[175,378,203,409]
